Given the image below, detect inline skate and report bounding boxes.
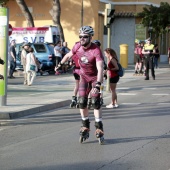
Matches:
[133,70,139,76]
[95,121,104,145]
[79,119,90,143]
[70,96,79,108]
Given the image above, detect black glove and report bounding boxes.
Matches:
[95,81,101,91]
[104,74,107,80]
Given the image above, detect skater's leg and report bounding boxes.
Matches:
[70,73,80,108]
[73,79,79,96]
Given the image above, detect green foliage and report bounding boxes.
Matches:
[0,0,9,6]
[136,2,170,36]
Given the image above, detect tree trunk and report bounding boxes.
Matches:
[49,0,65,43]
[15,0,34,27]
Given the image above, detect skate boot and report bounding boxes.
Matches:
[138,70,143,76]
[70,96,79,108]
[87,98,92,109]
[133,70,138,76]
[79,119,90,143]
[95,121,104,145]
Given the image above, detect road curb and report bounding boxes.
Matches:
[0,100,70,123]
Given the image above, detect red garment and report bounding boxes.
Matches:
[135,46,142,55]
[72,54,80,75]
[108,60,118,78]
[72,42,103,81]
[72,54,80,69]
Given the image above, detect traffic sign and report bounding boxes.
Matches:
[9,24,12,36]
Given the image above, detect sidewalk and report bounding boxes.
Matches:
[0,63,169,123]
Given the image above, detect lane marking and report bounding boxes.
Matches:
[158,103,170,105]
[142,88,157,90]
[117,87,130,90]
[152,94,169,96]
[29,93,46,96]
[118,93,136,95]
[121,103,141,105]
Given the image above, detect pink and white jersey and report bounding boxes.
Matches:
[72,42,103,81]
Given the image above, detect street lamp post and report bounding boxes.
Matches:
[81,0,84,27]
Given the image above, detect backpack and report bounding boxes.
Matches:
[117,63,125,77]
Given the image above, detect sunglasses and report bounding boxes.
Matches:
[79,35,90,39]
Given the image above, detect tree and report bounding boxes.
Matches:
[15,0,34,27]
[49,0,65,43]
[0,0,9,6]
[137,2,170,37]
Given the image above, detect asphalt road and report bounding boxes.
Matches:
[0,68,170,170]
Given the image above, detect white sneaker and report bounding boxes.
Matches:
[106,104,114,108]
[106,103,119,108]
[114,104,119,108]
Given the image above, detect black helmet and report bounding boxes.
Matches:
[93,40,101,47]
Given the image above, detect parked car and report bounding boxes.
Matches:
[15,43,55,72]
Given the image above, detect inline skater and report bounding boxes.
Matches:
[69,54,80,108]
[57,26,104,144]
[87,40,107,109]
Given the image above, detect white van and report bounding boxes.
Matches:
[9,25,60,44]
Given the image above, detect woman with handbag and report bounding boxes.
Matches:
[104,48,119,108]
[26,47,37,86]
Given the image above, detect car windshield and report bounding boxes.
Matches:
[34,44,47,53]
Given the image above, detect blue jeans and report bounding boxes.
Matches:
[9,60,16,77]
[154,57,159,68]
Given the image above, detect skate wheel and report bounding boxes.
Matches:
[79,136,83,143]
[70,103,74,108]
[79,136,86,143]
[98,136,104,145]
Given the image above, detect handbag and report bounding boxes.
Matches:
[29,53,36,71]
[30,64,36,71]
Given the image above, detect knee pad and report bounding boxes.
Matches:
[91,97,101,110]
[78,97,88,109]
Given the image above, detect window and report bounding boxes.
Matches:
[34,44,47,53]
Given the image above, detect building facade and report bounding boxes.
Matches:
[7,0,170,63]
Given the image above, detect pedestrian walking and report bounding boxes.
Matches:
[153,44,160,69]
[142,38,155,80]
[8,40,16,79]
[57,26,105,144]
[104,48,119,108]
[61,42,70,73]
[21,43,30,84]
[54,41,62,75]
[26,47,37,86]
[134,42,143,75]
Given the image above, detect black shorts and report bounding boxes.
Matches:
[135,54,142,63]
[110,76,119,83]
[73,73,80,80]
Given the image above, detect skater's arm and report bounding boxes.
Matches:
[61,51,73,64]
[96,60,104,83]
[56,51,73,70]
